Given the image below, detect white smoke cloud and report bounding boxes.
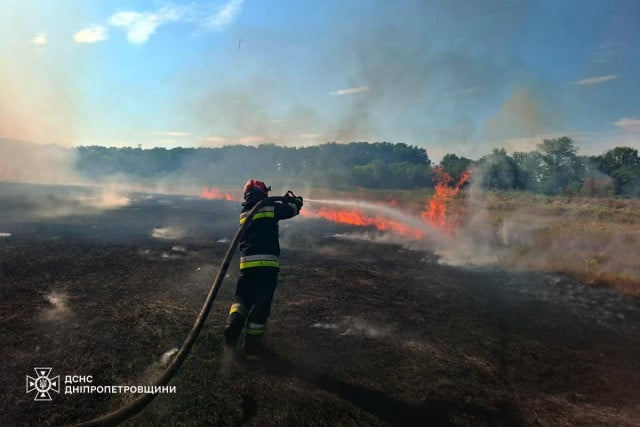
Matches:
[0,142,80,184]
[485,86,561,140]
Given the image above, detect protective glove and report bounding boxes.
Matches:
[293,196,304,210]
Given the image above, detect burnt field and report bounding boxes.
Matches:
[1,183,640,426]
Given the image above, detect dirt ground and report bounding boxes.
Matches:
[1,184,640,426]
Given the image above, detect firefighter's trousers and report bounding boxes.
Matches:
[225,267,278,344]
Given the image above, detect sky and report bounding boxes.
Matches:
[1,0,639,161]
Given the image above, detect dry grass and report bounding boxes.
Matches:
[472,192,640,296]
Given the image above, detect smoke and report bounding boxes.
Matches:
[0,3,83,170]
[0,56,78,147]
[171,1,535,158]
[0,182,131,221]
[415,169,640,288]
[0,4,136,216]
[159,348,179,367]
[40,291,71,321]
[310,316,393,339]
[0,140,134,219]
[484,85,564,152]
[152,227,185,240]
[425,179,505,267]
[0,140,81,185]
[141,347,180,384]
[331,231,419,249]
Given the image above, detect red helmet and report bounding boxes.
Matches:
[243,179,270,196]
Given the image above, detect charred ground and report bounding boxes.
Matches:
[1,184,640,426]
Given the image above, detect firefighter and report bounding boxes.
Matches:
[224,179,303,356]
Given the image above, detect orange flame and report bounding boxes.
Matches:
[315,207,424,239]
[201,187,236,201]
[421,167,470,231]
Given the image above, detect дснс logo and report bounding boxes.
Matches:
[26,368,60,401]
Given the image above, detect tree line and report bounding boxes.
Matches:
[442,137,640,197]
[74,138,640,196]
[75,142,432,190]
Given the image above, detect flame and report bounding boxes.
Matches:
[421,167,470,231]
[201,187,237,201]
[315,207,424,239]
[195,173,471,240]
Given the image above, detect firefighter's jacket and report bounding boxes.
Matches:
[238,193,299,269]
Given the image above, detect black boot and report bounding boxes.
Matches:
[224,304,247,350]
[224,325,241,350]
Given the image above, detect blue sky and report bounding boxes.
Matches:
[1,0,638,161]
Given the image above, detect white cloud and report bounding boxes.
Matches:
[205,0,244,30]
[329,86,370,96]
[108,7,183,44]
[300,133,320,138]
[573,75,621,85]
[153,131,191,137]
[31,33,47,45]
[74,26,108,44]
[614,118,640,132]
[74,3,236,46]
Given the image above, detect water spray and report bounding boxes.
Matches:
[303,198,438,240]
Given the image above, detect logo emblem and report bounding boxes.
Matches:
[26,368,60,401]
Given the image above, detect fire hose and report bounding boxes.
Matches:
[71,193,298,427]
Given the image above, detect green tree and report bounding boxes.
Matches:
[478,148,519,190]
[594,147,640,195]
[512,151,543,191]
[536,137,584,195]
[439,153,472,183]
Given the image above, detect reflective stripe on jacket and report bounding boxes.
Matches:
[239,206,275,224]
